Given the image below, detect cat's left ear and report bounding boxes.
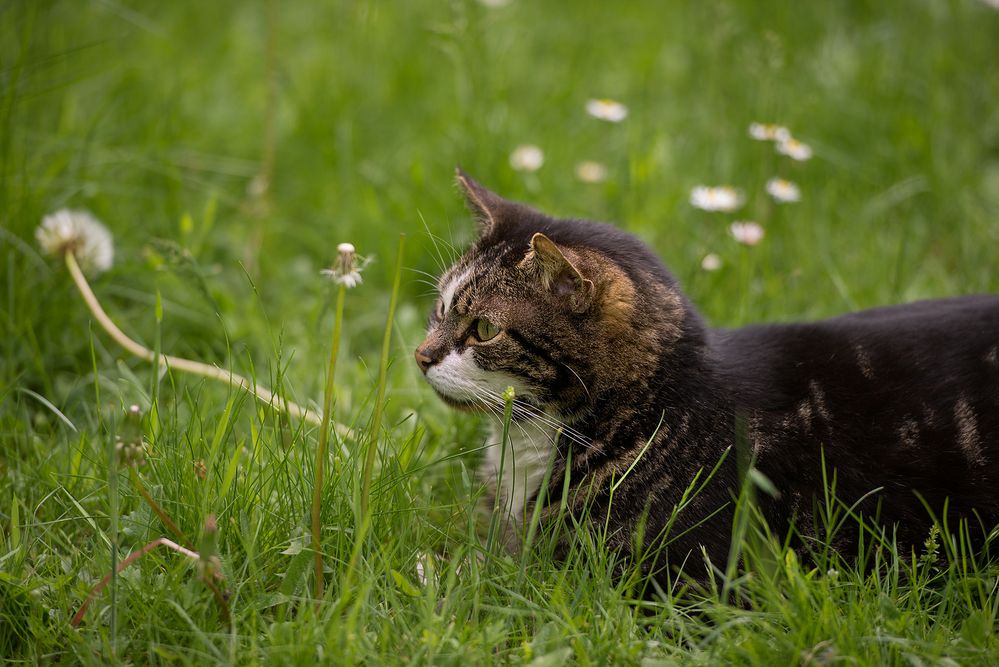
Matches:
[455,167,507,235]
[525,233,594,313]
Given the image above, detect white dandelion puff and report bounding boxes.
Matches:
[748,122,791,143]
[690,185,744,212]
[729,221,765,246]
[509,144,544,172]
[585,98,628,123]
[776,137,813,161]
[36,209,114,275]
[574,160,608,183]
[701,253,722,271]
[321,242,366,288]
[766,177,801,203]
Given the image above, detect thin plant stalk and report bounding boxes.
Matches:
[129,466,193,550]
[339,235,404,610]
[63,250,350,436]
[360,234,404,520]
[313,282,346,603]
[486,386,515,555]
[108,427,118,655]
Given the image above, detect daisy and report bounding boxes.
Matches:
[748,122,791,143]
[509,144,544,172]
[321,242,365,288]
[585,98,628,123]
[729,221,765,246]
[776,137,813,161]
[766,178,801,203]
[36,209,114,275]
[701,253,722,271]
[574,160,608,183]
[690,185,744,212]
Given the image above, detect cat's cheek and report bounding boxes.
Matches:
[426,349,536,404]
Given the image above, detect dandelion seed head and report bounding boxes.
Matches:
[574,160,608,183]
[766,178,801,203]
[322,242,367,288]
[509,144,544,172]
[729,221,765,246]
[690,185,744,212]
[36,209,114,275]
[701,253,722,271]
[776,137,813,161]
[585,98,628,123]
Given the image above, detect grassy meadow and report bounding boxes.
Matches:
[2,0,999,663]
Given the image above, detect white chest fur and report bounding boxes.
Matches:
[481,419,559,526]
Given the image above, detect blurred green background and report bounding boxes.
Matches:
[2,0,998,662]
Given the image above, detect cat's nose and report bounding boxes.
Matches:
[414,346,434,373]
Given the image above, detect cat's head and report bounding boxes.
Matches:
[415,170,697,424]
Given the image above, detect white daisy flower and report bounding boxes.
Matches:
[321,242,365,288]
[776,137,813,161]
[729,221,765,246]
[748,122,791,143]
[700,253,722,271]
[766,178,801,203]
[509,144,544,172]
[574,160,608,183]
[585,98,628,123]
[36,209,114,275]
[690,185,744,212]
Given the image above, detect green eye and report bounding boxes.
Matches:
[474,318,501,342]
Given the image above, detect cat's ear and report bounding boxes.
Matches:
[526,233,594,313]
[455,167,506,234]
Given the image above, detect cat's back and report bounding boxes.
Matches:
[708,294,999,531]
[710,294,999,401]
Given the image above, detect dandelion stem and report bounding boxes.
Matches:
[63,250,351,437]
[312,282,346,603]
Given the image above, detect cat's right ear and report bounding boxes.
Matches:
[455,167,506,235]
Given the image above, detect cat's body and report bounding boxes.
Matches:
[416,170,999,585]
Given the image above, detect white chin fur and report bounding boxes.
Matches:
[425,349,534,404]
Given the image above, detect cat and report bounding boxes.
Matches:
[415,168,999,589]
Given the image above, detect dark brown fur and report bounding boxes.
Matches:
[416,170,999,587]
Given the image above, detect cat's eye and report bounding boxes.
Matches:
[434,299,444,321]
[473,318,501,342]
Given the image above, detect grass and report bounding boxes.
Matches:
[2,0,999,663]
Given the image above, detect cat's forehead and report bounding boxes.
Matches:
[438,241,525,312]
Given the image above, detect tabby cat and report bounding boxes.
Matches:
[416,169,999,586]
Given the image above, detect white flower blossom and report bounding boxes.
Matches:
[509,144,544,172]
[690,185,744,212]
[574,160,608,183]
[585,98,628,123]
[766,177,801,203]
[748,122,791,142]
[321,242,365,288]
[700,253,722,271]
[729,221,765,246]
[36,209,114,275]
[776,137,813,161]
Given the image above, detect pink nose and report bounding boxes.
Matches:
[415,347,433,373]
